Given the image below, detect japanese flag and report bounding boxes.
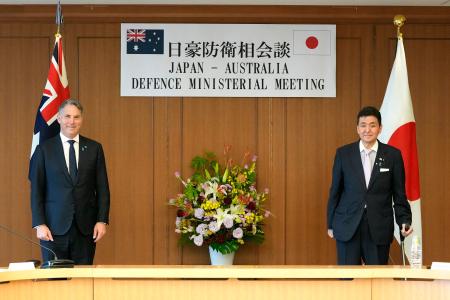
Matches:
[379,37,422,262]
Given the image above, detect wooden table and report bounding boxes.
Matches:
[1,265,449,300]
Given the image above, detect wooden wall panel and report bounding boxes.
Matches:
[415,37,450,264]
[0,35,50,263]
[78,34,154,264]
[153,98,183,264]
[0,5,449,267]
[257,98,287,264]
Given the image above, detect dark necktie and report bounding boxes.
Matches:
[68,140,78,182]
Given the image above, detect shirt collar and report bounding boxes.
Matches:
[359,140,378,153]
[60,132,80,144]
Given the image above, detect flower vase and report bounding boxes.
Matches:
[208,246,235,265]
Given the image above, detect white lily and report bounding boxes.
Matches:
[213,207,231,229]
[229,204,244,217]
[203,179,219,201]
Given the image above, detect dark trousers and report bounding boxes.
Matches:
[336,210,390,265]
[40,219,96,265]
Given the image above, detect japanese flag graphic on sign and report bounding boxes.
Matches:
[293,29,332,56]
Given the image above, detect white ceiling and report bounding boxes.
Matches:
[0,0,449,6]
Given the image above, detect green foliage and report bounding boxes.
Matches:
[210,240,240,255]
[204,168,211,179]
[178,233,192,247]
[247,171,256,184]
[222,168,229,183]
[191,155,208,172]
[184,184,197,200]
[245,231,265,244]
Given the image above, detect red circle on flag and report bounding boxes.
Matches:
[306,36,319,49]
[388,122,421,201]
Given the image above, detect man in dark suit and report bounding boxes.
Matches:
[327,106,413,265]
[30,98,110,265]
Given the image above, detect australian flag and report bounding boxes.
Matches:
[29,34,70,179]
[127,29,164,54]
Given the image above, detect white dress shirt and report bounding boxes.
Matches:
[60,132,79,172]
[359,140,378,170]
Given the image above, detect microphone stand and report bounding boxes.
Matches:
[0,223,74,269]
[400,232,406,267]
[400,225,410,281]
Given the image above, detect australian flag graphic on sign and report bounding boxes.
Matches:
[127,29,164,54]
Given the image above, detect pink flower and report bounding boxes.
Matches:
[194,208,204,219]
[233,227,243,239]
[223,217,234,229]
[175,171,187,186]
[192,235,203,246]
[208,221,220,233]
[218,185,228,195]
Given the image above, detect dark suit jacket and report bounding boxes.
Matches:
[30,135,110,236]
[327,140,411,245]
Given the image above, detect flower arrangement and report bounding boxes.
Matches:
[169,147,270,254]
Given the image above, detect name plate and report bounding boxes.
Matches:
[121,24,336,98]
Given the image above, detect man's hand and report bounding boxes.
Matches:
[401,223,413,237]
[93,222,107,243]
[35,224,53,241]
[327,229,334,238]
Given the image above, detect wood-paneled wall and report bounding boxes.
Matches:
[0,5,449,266]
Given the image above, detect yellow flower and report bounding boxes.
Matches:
[245,213,255,224]
[201,200,220,211]
[237,173,247,183]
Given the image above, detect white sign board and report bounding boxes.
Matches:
[121,24,336,97]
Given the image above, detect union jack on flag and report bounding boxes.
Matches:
[29,34,70,166]
[127,29,146,43]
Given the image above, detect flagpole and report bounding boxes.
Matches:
[55,0,62,37]
[394,13,408,271]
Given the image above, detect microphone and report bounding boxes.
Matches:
[400,224,411,242]
[0,223,74,269]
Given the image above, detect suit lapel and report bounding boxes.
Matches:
[368,142,386,189]
[77,136,87,184]
[350,142,367,189]
[55,137,73,184]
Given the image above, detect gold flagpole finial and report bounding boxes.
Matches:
[393,15,406,39]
